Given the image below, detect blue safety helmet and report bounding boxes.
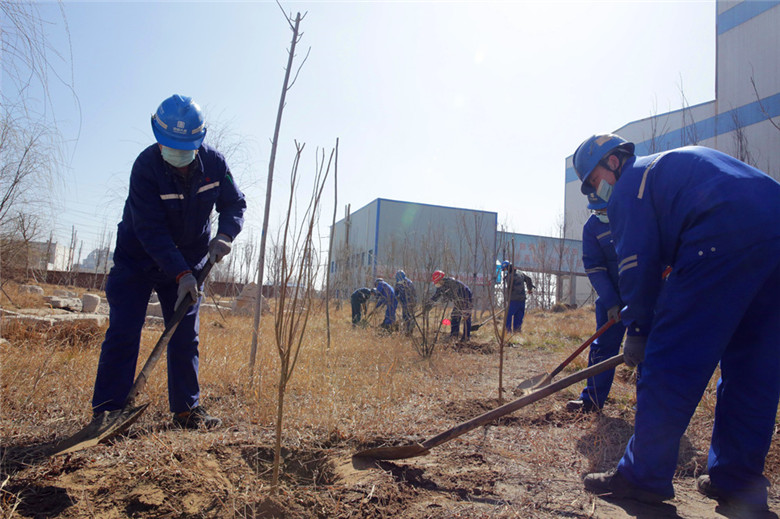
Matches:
[151,95,207,150]
[501,260,511,271]
[587,192,608,210]
[395,270,406,282]
[573,134,634,195]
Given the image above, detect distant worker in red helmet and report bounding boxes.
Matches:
[424,270,473,341]
[91,95,246,430]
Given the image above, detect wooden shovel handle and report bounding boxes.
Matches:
[421,353,625,451]
[547,318,616,380]
[126,261,213,406]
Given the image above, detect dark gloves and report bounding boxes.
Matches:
[623,335,647,367]
[607,305,621,323]
[208,233,232,264]
[175,272,201,310]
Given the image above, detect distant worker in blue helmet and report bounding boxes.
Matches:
[566,192,626,414]
[573,133,780,513]
[394,270,417,335]
[350,287,376,326]
[500,261,535,335]
[91,95,246,430]
[373,278,397,331]
[425,270,473,341]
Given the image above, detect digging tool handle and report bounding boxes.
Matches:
[546,318,616,381]
[125,262,213,406]
[420,353,625,451]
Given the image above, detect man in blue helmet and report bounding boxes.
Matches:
[91,95,246,430]
[373,278,397,331]
[394,270,417,335]
[573,133,780,513]
[500,261,534,336]
[566,192,626,413]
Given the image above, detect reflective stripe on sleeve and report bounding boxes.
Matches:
[197,181,220,194]
[637,154,666,200]
[160,193,184,200]
[618,254,639,274]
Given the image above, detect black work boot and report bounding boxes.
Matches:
[697,475,771,516]
[566,399,598,413]
[173,406,222,430]
[697,475,722,500]
[584,469,670,504]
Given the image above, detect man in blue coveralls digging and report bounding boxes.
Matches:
[374,277,397,331]
[573,133,780,514]
[566,191,626,414]
[91,95,246,429]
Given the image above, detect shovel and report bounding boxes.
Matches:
[513,318,616,394]
[51,262,213,456]
[354,353,625,460]
[469,307,505,332]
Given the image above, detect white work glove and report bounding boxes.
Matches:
[175,273,201,310]
[208,234,232,264]
[607,305,621,322]
[623,335,647,367]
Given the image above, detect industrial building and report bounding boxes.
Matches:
[497,231,587,308]
[329,198,589,309]
[329,198,498,308]
[564,0,780,239]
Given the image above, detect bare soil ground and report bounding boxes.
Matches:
[1,287,778,518]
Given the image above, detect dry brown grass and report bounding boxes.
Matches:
[0,282,47,309]
[1,281,778,518]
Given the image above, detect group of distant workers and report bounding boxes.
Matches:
[350,263,535,342]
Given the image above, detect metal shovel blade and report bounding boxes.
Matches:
[512,319,617,396]
[353,442,430,460]
[513,373,549,395]
[51,403,150,456]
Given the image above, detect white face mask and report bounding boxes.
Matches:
[596,179,613,202]
[161,146,197,168]
[596,213,609,224]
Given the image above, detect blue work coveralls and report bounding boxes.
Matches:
[504,268,534,333]
[374,280,397,328]
[350,288,373,325]
[92,143,246,415]
[578,215,626,409]
[608,146,780,506]
[395,278,417,333]
[430,277,473,339]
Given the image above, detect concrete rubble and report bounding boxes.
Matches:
[3,286,241,332]
[231,283,271,316]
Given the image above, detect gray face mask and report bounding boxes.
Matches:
[161,146,197,168]
[596,213,609,224]
[596,179,613,202]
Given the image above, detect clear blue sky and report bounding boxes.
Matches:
[22,0,715,258]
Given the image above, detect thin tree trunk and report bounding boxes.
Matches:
[271,377,286,493]
[249,12,303,388]
[325,138,338,351]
